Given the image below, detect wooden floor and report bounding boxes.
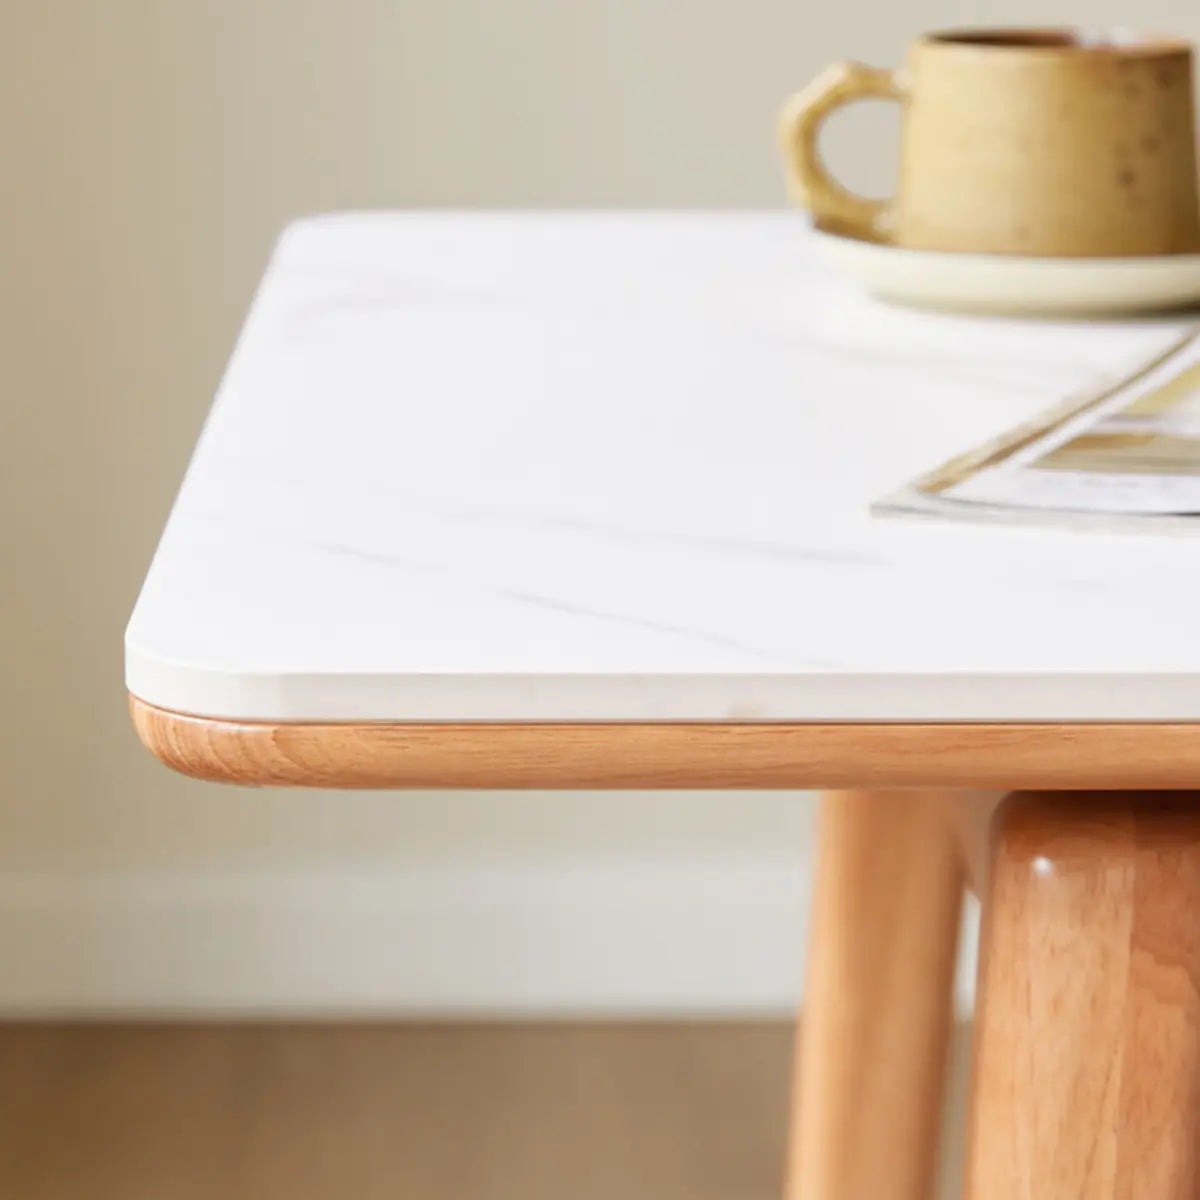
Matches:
[0,1022,796,1200]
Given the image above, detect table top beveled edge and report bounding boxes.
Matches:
[129,693,1200,791]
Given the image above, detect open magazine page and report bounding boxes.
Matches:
[875,329,1200,532]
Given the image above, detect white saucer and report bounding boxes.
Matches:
[811,222,1200,316]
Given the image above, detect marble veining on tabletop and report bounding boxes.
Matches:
[126,212,1200,722]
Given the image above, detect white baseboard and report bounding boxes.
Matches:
[0,859,977,1017]
[0,860,809,1016]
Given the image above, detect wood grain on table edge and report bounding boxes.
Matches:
[129,694,1200,790]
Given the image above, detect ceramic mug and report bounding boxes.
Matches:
[779,29,1200,257]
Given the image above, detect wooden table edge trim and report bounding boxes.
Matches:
[129,694,1200,790]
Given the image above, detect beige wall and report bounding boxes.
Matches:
[0,0,1195,1006]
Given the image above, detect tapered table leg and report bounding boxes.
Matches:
[965,791,1200,1200]
[786,790,965,1200]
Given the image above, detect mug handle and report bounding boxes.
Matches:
[778,62,904,238]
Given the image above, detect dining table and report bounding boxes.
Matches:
[127,211,1200,1200]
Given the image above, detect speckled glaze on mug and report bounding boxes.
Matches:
[780,29,1200,257]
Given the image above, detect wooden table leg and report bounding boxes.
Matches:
[786,790,965,1200]
[964,791,1200,1200]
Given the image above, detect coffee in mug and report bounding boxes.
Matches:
[779,29,1200,257]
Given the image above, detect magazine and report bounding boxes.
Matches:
[875,329,1200,533]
